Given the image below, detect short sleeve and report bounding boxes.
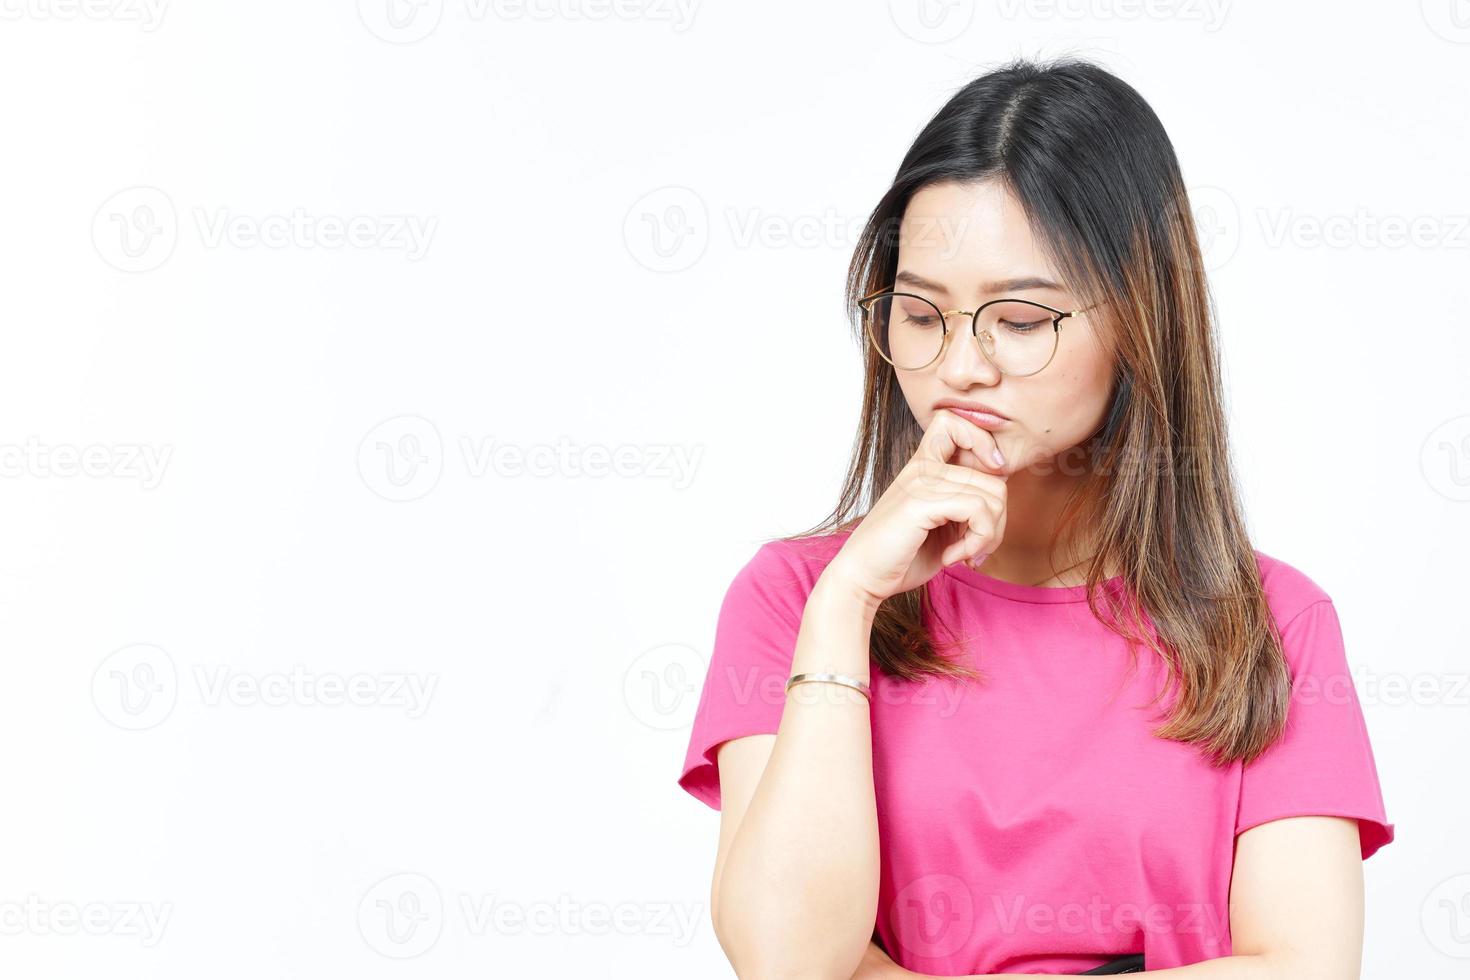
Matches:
[676,541,814,810]
[1235,598,1395,860]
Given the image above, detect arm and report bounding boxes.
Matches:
[711,573,883,980]
[974,816,1366,979]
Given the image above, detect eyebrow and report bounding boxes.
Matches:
[894,270,1065,296]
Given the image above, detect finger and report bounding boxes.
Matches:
[909,479,1003,536]
[919,409,1006,474]
[953,443,1008,477]
[931,461,1008,495]
[909,458,1007,496]
[938,408,1006,473]
[940,530,988,569]
[962,506,1002,568]
[991,489,1008,554]
[901,470,1004,517]
[958,520,993,567]
[937,496,1004,566]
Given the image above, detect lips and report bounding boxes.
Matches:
[935,401,1010,430]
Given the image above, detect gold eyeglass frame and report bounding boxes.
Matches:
[857,288,1103,376]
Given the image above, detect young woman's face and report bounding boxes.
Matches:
[890,179,1116,477]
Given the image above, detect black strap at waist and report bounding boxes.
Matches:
[1077,953,1145,974]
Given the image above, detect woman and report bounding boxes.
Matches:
[676,57,1393,977]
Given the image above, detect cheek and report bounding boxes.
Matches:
[895,376,918,417]
[1029,353,1114,438]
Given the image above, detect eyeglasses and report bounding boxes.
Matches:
[857,289,1101,376]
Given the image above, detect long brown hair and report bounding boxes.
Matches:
[781,56,1289,768]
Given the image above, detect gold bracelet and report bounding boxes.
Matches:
[785,671,872,702]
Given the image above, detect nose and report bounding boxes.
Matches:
[934,310,1002,386]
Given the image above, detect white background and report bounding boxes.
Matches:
[0,1,1466,977]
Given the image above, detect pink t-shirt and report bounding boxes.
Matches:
[677,529,1394,975]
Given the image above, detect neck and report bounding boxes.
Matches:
[980,459,1108,588]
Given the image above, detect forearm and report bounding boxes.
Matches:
[716,573,882,980]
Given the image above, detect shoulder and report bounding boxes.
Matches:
[703,530,857,671]
[1250,549,1352,678]
[736,528,855,594]
[1252,548,1334,629]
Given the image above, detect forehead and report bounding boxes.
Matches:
[896,179,1061,296]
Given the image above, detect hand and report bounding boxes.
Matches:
[823,409,1008,606]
